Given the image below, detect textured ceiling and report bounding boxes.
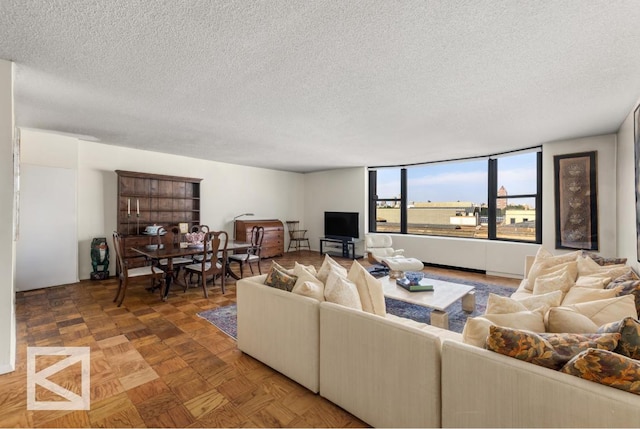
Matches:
[2,1,640,173]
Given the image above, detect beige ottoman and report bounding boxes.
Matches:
[381,256,424,278]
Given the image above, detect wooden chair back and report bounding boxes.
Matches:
[248,226,264,257]
[112,231,127,276]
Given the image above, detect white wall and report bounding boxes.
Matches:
[616,101,640,273]
[0,59,16,374]
[20,130,305,280]
[304,168,367,254]
[309,135,618,278]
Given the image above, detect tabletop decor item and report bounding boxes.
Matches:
[404,271,425,285]
[90,237,109,280]
[185,231,205,248]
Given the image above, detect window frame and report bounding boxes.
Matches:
[368,148,542,244]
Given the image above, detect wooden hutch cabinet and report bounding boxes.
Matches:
[115,170,202,268]
[235,219,284,258]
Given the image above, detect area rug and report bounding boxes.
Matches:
[196,273,515,338]
[197,304,238,339]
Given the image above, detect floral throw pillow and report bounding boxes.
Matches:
[486,325,620,370]
[582,251,628,266]
[606,275,640,318]
[597,317,640,360]
[264,265,298,291]
[560,348,640,395]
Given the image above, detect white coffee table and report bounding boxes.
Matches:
[380,275,476,330]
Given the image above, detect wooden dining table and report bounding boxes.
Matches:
[131,240,252,300]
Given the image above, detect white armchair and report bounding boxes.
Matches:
[365,234,404,264]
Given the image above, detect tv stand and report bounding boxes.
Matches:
[319,237,363,259]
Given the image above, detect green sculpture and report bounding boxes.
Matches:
[90,237,110,280]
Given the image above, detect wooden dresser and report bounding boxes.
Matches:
[235,219,284,258]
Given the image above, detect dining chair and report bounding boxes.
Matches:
[228,225,264,278]
[190,224,212,262]
[156,225,193,279]
[182,230,228,298]
[112,231,165,307]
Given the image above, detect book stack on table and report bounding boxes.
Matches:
[396,278,434,292]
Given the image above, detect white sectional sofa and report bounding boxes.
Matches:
[236,274,321,393]
[441,339,640,428]
[236,256,640,428]
[320,301,461,428]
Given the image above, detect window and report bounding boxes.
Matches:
[368,148,541,243]
[369,167,402,233]
[405,159,487,238]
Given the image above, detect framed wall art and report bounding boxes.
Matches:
[634,104,640,261]
[554,151,598,250]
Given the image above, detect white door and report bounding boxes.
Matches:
[16,164,78,291]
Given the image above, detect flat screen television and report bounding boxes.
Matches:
[324,211,359,240]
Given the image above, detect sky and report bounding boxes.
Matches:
[375,151,537,206]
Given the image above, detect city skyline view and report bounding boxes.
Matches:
[375,151,538,207]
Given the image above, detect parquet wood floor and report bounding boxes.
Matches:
[1,251,519,428]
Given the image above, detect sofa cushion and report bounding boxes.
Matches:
[598,317,640,360]
[292,281,325,302]
[462,308,545,348]
[532,269,575,296]
[576,255,631,279]
[317,254,348,283]
[524,248,581,291]
[295,261,318,277]
[546,307,599,333]
[271,260,294,275]
[560,348,640,395]
[486,325,620,370]
[291,264,325,301]
[575,275,611,289]
[324,270,362,310]
[347,260,386,316]
[606,274,640,318]
[264,264,298,291]
[510,290,563,311]
[546,295,637,333]
[292,263,322,287]
[561,286,620,306]
[565,295,637,326]
[582,252,628,266]
[485,294,527,314]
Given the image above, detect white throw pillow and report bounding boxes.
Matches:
[485,294,527,315]
[292,281,325,302]
[347,260,386,316]
[291,264,325,301]
[561,286,619,306]
[462,308,546,348]
[324,270,362,310]
[576,256,631,279]
[532,269,575,295]
[525,249,581,291]
[575,275,611,289]
[316,254,348,283]
[294,261,318,277]
[510,290,563,311]
[546,307,600,333]
[564,295,636,326]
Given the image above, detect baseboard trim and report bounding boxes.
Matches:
[423,262,485,275]
[0,362,15,375]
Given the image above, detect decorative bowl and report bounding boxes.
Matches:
[144,225,165,235]
[404,271,424,285]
